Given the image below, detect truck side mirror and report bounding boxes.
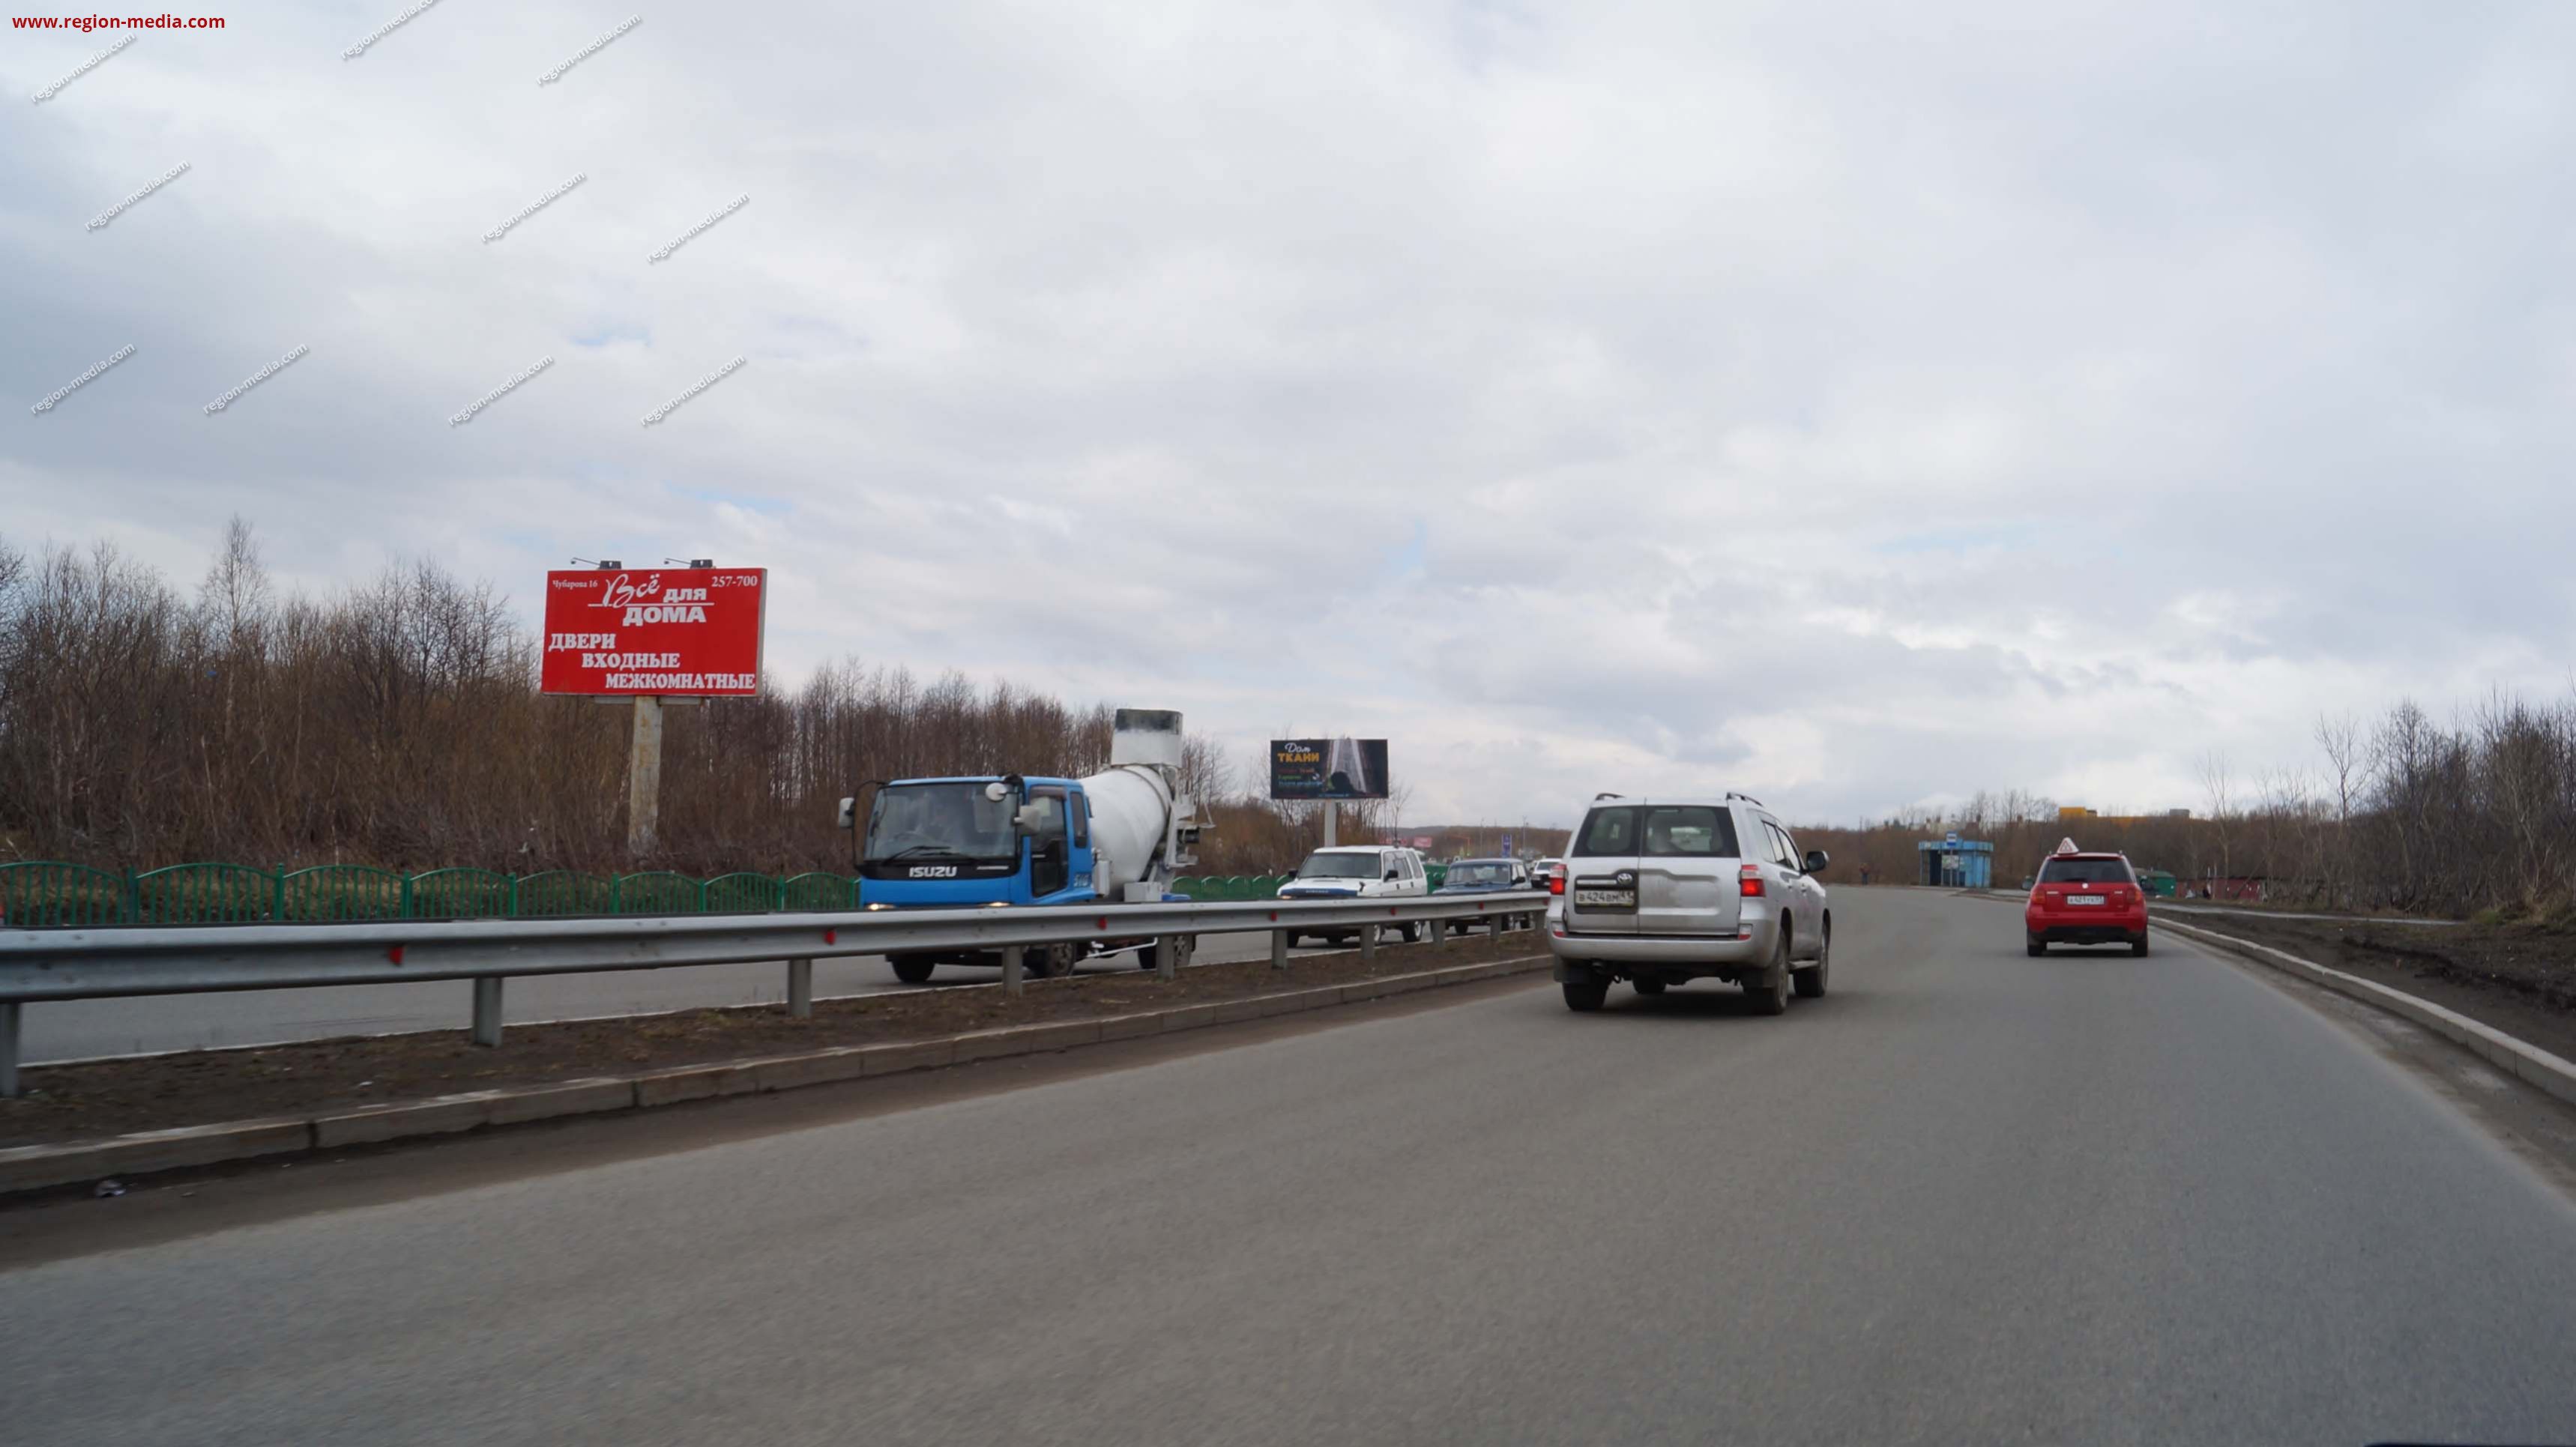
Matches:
[836,797,857,830]
[1384,868,1400,881]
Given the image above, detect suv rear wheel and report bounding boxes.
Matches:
[1793,923,1830,998]
[1744,930,1791,1016]
[1562,978,1608,1012]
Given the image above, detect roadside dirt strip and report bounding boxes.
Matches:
[0,939,1553,1197]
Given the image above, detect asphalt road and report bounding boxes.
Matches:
[22,919,1520,1063]
[7,888,2575,1445]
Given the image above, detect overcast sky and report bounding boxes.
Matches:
[6,1,2572,830]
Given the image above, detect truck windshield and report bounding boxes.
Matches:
[863,782,1019,861]
[1297,852,1380,879]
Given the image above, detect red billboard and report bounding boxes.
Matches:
[540,567,766,696]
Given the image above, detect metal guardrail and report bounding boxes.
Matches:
[0,892,1549,1095]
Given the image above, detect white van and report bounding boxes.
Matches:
[1276,845,1430,946]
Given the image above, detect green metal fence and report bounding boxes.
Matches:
[1171,874,1296,900]
[514,871,615,918]
[0,860,1326,926]
[0,862,125,928]
[409,868,516,919]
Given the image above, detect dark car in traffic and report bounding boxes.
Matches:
[1434,857,1539,931]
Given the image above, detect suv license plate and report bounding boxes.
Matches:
[2067,894,2105,906]
[1575,889,1635,908]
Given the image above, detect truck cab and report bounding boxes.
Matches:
[854,775,1103,908]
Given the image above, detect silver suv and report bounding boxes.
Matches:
[1547,792,1831,1014]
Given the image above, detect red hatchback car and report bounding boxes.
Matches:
[2024,842,2149,956]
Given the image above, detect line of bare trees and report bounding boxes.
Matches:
[15,525,2569,914]
[0,524,1327,877]
[1804,697,2576,919]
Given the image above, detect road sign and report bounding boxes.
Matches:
[541,567,766,695]
[1500,833,1512,857]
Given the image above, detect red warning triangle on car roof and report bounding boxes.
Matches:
[2057,837,2080,855]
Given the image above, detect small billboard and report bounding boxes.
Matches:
[1269,737,1389,800]
[540,567,766,696]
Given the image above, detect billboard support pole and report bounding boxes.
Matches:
[1324,803,1336,850]
[627,695,663,857]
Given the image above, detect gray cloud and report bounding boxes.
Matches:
[4,0,2572,829]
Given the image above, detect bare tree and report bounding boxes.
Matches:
[2196,750,2235,882]
[2315,711,2361,907]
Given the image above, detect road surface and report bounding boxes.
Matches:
[5,888,2574,1445]
[22,919,1525,1063]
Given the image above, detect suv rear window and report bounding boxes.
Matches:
[1574,805,1739,857]
[2039,857,2133,884]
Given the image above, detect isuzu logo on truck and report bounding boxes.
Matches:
[908,865,959,878]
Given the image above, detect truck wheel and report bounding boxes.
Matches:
[890,955,936,985]
[1562,979,1608,1012]
[1632,976,1666,996]
[1793,926,1830,998]
[1400,920,1421,943]
[1744,934,1791,1015]
[1035,942,1082,978]
[1282,932,1302,949]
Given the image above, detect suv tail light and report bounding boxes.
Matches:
[1739,863,1765,898]
[1548,871,1564,895]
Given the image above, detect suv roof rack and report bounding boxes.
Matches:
[1593,791,1625,800]
[1724,791,1766,807]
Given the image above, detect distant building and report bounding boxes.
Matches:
[2057,806,2192,824]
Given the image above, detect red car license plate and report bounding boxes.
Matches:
[2067,894,2105,906]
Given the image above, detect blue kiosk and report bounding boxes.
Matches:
[1918,833,1994,888]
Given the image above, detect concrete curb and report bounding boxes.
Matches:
[2150,919,2576,1111]
[0,953,1554,1197]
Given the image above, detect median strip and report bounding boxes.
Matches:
[0,949,1549,1197]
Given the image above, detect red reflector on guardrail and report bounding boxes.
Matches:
[386,945,404,965]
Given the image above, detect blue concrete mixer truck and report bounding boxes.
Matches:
[835,707,1205,983]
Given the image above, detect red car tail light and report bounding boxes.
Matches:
[1739,863,1765,898]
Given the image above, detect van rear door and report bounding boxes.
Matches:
[1635,803,1740,935]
